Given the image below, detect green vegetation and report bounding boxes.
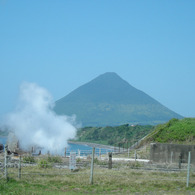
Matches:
[47,156,62,163]
[1,118,195,194]
[75,117,195,149]
[37,156,63,168]
[75,124,154,147]
[1,166,194,194]
[38,158,52,168]
[23,155,36,163]
[144,118,195,144]
[76,118,195,148]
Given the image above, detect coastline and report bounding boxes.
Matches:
[68,140,117,150]
[0,136,117,150]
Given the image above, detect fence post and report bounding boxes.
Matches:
[179,153,182,169]
[108,152,112,169]
[134,150,137,161]
[128,148,130,158]
[171,152,173,164]
[64,147,66,157]
[18,155,21,179]
[4,144,8,181]
[99,148,101,160]
[90,147,95,185]
[186,151,191,188]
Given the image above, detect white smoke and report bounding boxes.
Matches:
[3,82,76,153]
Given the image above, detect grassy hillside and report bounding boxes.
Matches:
[74,124,154,147]
[75,118,195,148]
[144,118,195,144]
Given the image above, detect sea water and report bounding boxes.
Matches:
[0,136,113,156]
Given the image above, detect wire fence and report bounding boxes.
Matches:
[0,147,195,190]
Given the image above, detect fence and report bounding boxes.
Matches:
[0,146,195,190]
[0,148,195,194]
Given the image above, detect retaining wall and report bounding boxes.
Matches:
[150,143,195,164]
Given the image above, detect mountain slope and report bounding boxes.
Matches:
[54,72,183,126]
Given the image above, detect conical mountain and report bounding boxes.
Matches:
[54,72,183,126]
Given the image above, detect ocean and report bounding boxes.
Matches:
[0,136,113,156]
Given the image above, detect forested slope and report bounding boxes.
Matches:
[75,124,154,147]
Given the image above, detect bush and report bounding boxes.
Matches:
[47,156,62,163]
[76,158,81,163]
[38,159,52,168]
[23,156,36,163]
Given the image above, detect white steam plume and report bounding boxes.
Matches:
[3,82,76,153]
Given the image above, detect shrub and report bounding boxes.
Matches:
[38,159,52,168]
[76,158,81,163]
[23,156,36,163]
[47,156,62,163]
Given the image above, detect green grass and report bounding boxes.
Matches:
[143,118,195,145]
[1,166,195,194]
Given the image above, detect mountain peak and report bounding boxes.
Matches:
[92,72,126,83]
[98,72,120,78]
[54,73,183,126]
[62,72,136,103]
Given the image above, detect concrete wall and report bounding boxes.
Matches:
[150,143,195,164]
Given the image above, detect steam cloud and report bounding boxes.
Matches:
[3,82,76,153]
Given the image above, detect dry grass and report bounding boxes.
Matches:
[1,164,195,195]
[0,152,195,194]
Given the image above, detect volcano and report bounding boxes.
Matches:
[54,72,183,126]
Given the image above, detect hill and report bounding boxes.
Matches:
[74,124,154,146]
[54,72,183,126]
[143,118,195,145]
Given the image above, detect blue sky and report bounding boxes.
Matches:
[0,0,195,118]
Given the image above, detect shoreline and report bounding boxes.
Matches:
[0,136,117,150]
[68,140,117,150]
